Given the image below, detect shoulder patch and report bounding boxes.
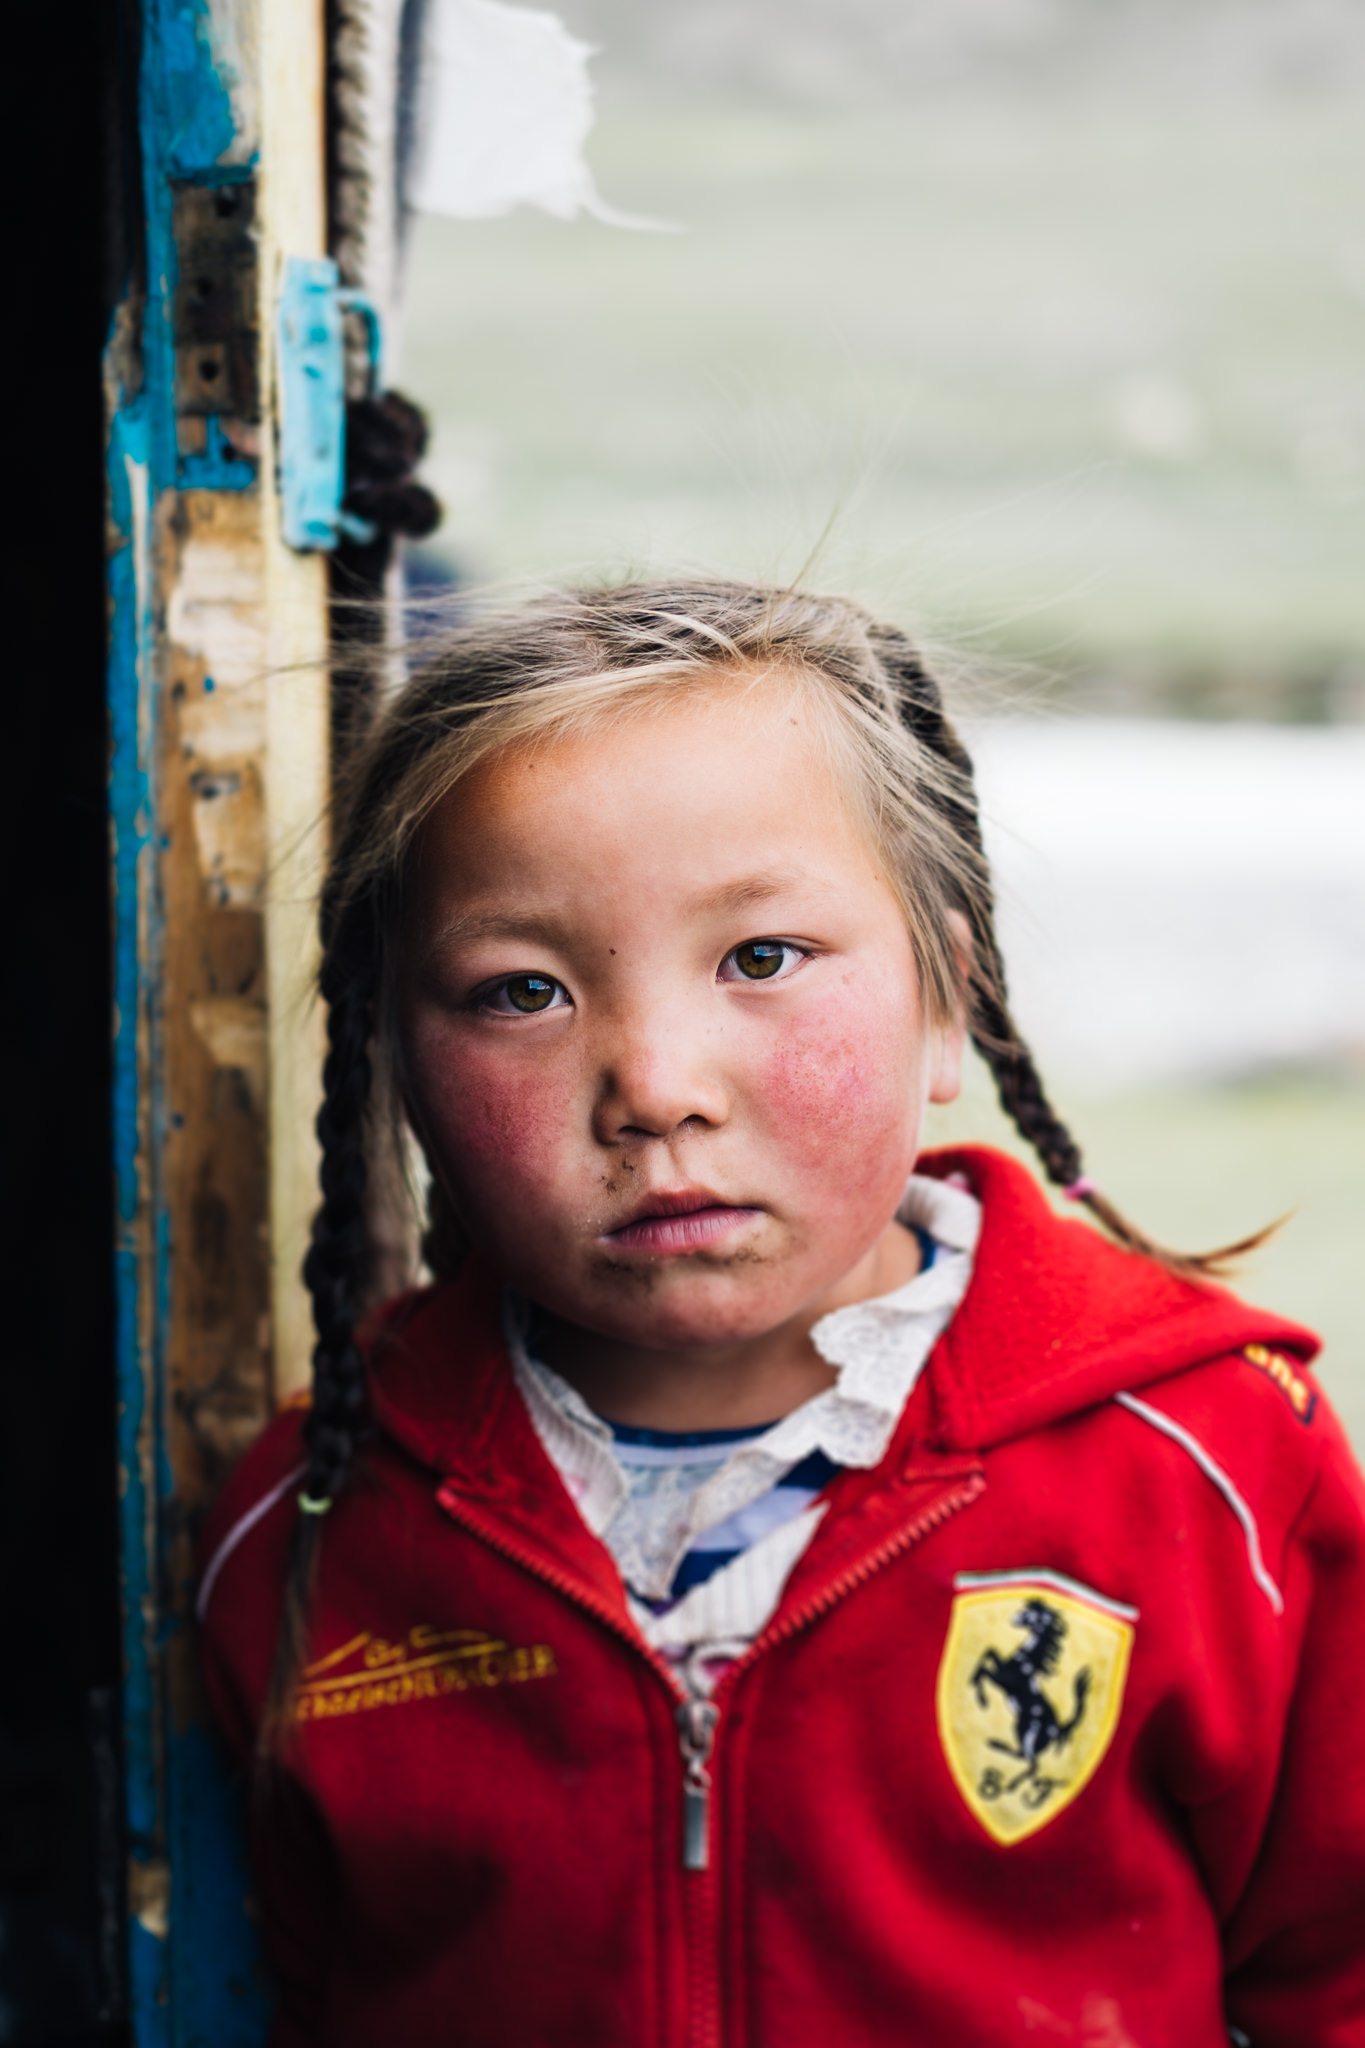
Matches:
[1243,1343,1317,1425]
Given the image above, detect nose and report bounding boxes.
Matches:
[592,1006,731,1147]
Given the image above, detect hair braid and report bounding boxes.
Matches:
[874,629,1275,1280]
[301,950,375,1493]
[261,905,380,1744]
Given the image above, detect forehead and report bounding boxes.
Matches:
[410,671,888,922]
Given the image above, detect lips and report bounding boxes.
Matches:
[602,1189,763,1256]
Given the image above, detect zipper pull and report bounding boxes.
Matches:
[676,1698,719,1871]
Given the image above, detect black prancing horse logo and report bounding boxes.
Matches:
[969,1598,1092,1811]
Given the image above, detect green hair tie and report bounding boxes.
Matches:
[298,1490,333,1516]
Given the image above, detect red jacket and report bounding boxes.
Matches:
[200,1148,1365,2048]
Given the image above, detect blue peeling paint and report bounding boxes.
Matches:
[137,0,261,488]
[144,0,243,180]
[136,21,179,497]
[179,417,256,491]
[106,397,156,1835]
[108,1,273,2041]
[167,1727,273,2045]
[107,390,173,2047]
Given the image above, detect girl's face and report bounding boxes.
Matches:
[401,675,965,1351]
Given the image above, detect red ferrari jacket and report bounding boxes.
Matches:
[200,1147,1365,2048]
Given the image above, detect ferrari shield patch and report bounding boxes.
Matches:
[936,1569,1137,1846]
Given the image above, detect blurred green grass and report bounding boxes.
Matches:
[924,1063,1365,1452]
[406,98,1365,685]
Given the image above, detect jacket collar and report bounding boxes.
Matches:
[363,1264,634,1618]
[364,1143,1319,1482]
[914,1146,1318,1451]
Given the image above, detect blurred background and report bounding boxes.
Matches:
[400,0,1365,1446]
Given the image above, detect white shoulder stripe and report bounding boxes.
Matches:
[953,1568,1139,1623]
[1113,1392,1284,1615]
[196,1462,306,1623]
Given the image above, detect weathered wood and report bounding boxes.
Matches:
[163,490,273,1512]
[260,0,330,1404]
[105,0,331,2034]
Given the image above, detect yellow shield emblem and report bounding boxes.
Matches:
[936,1570,1137,1845]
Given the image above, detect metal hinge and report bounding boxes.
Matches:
[276,255,383,550]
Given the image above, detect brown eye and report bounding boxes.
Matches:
[481,974,567,1016]
[505,975,557,1012]
[731,941,786,980]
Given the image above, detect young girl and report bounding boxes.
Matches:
[199,582,1365,2048]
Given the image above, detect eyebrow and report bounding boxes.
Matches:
[421,869,826,963]
[421,908,570,962]
[684,868,821,919]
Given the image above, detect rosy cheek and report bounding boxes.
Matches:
[753,979,918,1159]
[408,1020,575,1207]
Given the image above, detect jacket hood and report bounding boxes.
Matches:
[364,1145,1319,1477]
[916,1147,1317,1451]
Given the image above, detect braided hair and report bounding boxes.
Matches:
[262,581,1272,1736]
[867,623,1273,1273]
[261,897,381,1740]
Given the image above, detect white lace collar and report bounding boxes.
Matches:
[505,1174,980,1599]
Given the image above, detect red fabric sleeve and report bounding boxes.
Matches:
[1217,1399,1365,2045]
[197,1416,339,2047]
[248,1772,340,2048]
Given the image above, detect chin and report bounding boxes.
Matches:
[575,1264,803,1351]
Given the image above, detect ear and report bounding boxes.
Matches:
[927,911,972,1105]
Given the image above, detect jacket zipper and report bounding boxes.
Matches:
[435,1487,723,1870]
[680,1474,983,2048]
[729,1471,986,1671]
[437,1468,984,2048]
[676,1697,719,1870]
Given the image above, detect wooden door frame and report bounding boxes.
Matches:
[104,1,330,2036]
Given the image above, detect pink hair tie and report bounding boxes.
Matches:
[1063,1176,1097,1201]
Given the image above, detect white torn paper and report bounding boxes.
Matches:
[409,0,671,228]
